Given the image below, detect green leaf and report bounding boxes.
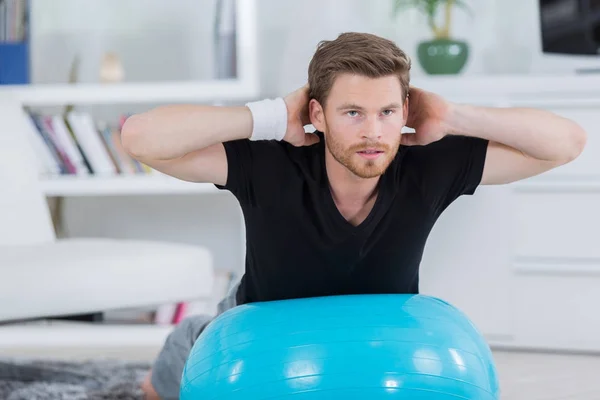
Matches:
[424,0,440,18]
[453,0,473,16]
[392,0,471,18]
[392,0,420,17]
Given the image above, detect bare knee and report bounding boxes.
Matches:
[141,370,161,400]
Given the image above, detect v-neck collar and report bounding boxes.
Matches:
[316,131,390,233]
[327,179,385,231]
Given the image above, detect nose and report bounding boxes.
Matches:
[361,116,382,140]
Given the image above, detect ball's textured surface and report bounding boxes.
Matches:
[180,294,499,399]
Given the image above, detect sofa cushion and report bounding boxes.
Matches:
[0,238,213,322]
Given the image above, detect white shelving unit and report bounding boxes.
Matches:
[0,0,259,198]
[0,82,256,346]
[6,79,259,106]
[0,0,258,350]
[2,80,251,199]
[40,175,220,197]
[513,177,600,192]
[7,73,599,198]
[0,320,175,351]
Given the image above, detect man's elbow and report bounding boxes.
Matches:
[563,124,587,164]
[121,115,150,160]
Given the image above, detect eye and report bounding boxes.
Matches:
[382,109,394,116]
[347,110,359,117]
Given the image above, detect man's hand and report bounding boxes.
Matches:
[402,87,452,146]
[283,84,320,146]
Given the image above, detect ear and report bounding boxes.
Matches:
[309,99,326,132]
[402,96,409,126]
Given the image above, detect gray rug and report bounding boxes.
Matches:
[0,358,151,399]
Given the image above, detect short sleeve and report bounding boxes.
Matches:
[406,135,489,215]
[214,139,290,208]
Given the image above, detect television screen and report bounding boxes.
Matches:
[539,0,600,55]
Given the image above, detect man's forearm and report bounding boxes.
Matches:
[121,105,253,161]
[445,103,587,163]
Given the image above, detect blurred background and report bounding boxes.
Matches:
[1,1,599,398]
[17,0,600,90]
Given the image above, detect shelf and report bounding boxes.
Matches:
[0,320,175,349]
[513,177,600,193]
[39,175,221,196]
[410,74,600,102]
[1,74,600,108]
[0,79,259,106]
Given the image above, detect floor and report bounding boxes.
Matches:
[494,350,600,399]
[2,346,600,399]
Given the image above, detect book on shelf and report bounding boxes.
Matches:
[24,110,157,179]
[154,270,235,325]
[0,0,28,43]
[0,0,29,85]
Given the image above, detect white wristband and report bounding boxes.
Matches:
[245,97,288,141]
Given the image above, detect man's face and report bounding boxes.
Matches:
[311,73,408,179]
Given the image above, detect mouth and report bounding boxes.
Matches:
[356,149,385,159]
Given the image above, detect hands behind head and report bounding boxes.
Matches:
[282,84,452,148]
[402,87,452,146]
[283,84,320,147]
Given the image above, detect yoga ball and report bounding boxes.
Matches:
[180,294,500,399]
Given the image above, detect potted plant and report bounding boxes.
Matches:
[393,0,471,75]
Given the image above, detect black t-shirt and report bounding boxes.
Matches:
[215,131,489,305]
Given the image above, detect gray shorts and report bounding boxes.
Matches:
[150,281,239,400]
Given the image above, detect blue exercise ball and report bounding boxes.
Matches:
[180,294,500,399]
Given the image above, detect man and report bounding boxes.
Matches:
[122,32,586,399]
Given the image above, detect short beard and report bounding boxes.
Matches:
[324,122,399,179]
